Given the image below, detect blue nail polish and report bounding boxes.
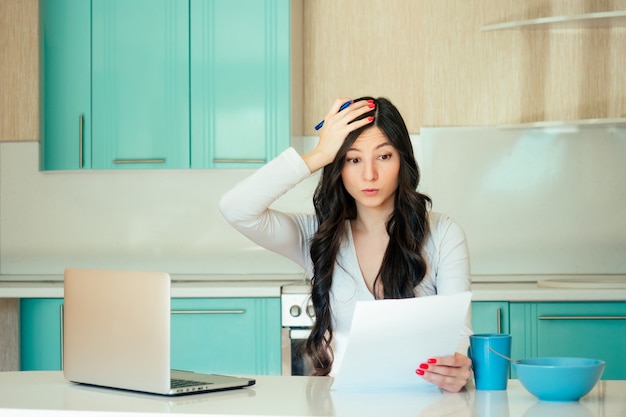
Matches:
[314,100,352,130]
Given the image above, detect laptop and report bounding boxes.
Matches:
[63,268,256,396]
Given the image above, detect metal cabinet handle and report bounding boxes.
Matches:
[496,308,501,334]
[539,316,626,320]
[113,159,166,164]
[79,115,84,169]
[212,159,265,164]
[60,304,64,369]
[171,309,245,315]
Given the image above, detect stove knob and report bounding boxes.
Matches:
[289,305,301,317]
[306,304,315,318]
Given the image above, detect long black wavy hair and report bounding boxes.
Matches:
[304,97,432,376]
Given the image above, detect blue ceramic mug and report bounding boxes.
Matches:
[469,333,512,390]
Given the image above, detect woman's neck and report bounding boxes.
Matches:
[352,205,393,234]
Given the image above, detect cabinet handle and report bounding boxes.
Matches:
[496,308,501,334]
[79,115,84,169]
[60,304,64,370]
[212,159,265,164]
[539,316,626,320]
[171,309,245,315]
[112,159,166,164]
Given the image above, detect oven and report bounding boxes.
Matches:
[281,284,315,376]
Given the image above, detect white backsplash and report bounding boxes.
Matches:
[418,126,626,277]
[1,127,625,279]
[0,140,318,276]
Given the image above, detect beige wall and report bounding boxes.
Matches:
[303,0,626,134]
[2,0,626,137]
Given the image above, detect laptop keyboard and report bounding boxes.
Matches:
[171,378,213,388]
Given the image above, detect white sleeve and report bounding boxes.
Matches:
[218,148,316,271]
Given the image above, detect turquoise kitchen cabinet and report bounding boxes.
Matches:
[510,302,626,380]
[171,298,281,375]
[91,0,190,169]
[20,299,64,371]
[20,297,281,375]
[190,0,290,168]
[471,301,510,335]
[39,0,91,170]
[40,0,190,170]
[40,0,292,171]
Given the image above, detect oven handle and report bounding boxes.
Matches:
[290,329,311,340]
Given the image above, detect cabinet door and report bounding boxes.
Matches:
[171,298,281,375]
[471,301,509,335]
[190,0,291,168]
[19,299,64,371]
[40,0,91,170]
[91,0,190,169]
[511,302,626,380]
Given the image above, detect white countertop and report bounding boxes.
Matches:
[470,282,626,302]
[1,275,626,301]
[0,274,305,298]
[0,371,624,417]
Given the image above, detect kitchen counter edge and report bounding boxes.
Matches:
[1,275,625,301]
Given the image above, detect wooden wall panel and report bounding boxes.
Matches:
[0,0,39,141]
[0,299,19,371]
[303,0,423,134]
[304,0,626,134]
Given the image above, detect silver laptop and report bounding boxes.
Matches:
[63,268,256,396]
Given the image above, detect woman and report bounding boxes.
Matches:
[219,97,473,392]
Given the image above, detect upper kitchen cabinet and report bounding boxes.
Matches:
[40,0,297,170]
[39,0,92,169]
[91,0,190,169]
[40,0,189,170]
[190,0,291,169]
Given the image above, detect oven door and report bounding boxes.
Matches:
[281,328,313,376]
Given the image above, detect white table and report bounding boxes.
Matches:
[0,371,624,417]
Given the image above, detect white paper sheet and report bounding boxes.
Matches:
[331,292,472,391]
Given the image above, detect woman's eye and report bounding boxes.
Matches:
[378,153,392,160]
[346,157,360,164]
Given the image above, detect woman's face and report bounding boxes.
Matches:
[340,126,400,213]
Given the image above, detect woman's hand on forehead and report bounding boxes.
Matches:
[303,98,375,173]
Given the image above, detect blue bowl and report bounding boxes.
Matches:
[512,357,605,402]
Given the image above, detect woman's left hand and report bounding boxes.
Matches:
[415,352,473,393]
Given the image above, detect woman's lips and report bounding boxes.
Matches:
[362,188,379,196]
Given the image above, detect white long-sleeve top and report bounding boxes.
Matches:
[219,147,473,375]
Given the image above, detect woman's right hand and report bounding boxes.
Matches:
[302,98,375,173]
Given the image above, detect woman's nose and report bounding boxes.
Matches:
[363,160,377,181]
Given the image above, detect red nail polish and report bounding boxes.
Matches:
[416,369,425,376]
[368,103,375,108]
[427,358,437,364]
[367,99,374,103]
[368,116,374,121]
[419,363,429,370]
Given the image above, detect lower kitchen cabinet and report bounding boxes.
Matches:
[510,302,626,380]
[19,298,64,371]
[19,297,281,375]
[471,301,510,335]
[170,298,281,375]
